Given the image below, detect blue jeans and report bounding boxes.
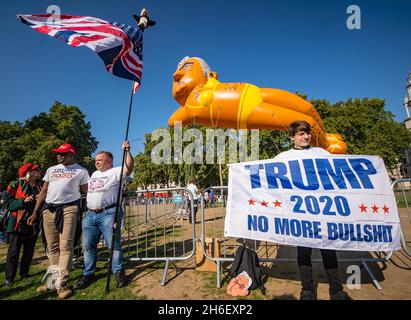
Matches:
[82,208,124,275]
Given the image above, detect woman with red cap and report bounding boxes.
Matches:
[2,162,42,288]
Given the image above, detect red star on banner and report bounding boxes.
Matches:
[382,205,389,214]
[273,200,282,207]
[358,204,367,213]
[371,204,379,213]
[248,199,255,205]
[260,200,268,207]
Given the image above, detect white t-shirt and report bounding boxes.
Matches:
[44,163,90,204]
[87,166,127,210]
[187,183,199,200]
[274,146,331,159]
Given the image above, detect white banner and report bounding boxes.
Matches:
[224,154,402,251]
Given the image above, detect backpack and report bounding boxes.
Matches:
[229,245,264,291]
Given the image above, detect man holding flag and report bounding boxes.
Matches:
[74,141,134,290]
[18,9,153,293]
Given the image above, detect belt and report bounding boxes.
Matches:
[88,203,117,214]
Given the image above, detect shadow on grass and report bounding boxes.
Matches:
[197,243,392,300]
[271,294,297,300]
[388,249,411,270]
[159,261,197,286]
[0,258,149,300]
[0,268,56,300]
[203,216,224,224]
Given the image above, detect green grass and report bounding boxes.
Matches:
[202,272,221,289]
[246,289,266,300]
[0,255,144,300]
[395,194,411,208]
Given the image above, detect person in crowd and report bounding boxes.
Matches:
[209,189,215,207]
[187,179,199,224]
[2,163,42,287]
[0,191,9,245]
[28,143,89,299]
[203,190,209,208]
[74,141,134,290]
[275,120,352,300]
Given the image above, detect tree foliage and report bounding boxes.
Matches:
[311,98,411,168]
[0,101,98,189]
[129,127,223,190]
[132,97,411,188]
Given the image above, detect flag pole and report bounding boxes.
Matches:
[105,81,135,294]
[104,7,154,294]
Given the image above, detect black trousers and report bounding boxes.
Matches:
[297,246,343,294]
[5,232,38,281]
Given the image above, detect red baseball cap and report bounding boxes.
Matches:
[19,163,40,178]
[51,143,76,155]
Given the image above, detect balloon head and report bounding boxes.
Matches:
[173,57,210,105]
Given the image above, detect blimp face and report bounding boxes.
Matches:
[172,58,207,105]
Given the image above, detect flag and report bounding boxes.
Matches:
[17,14,143,84]
[133,81,140,94]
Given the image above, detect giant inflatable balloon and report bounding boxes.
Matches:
[169,57,347,154]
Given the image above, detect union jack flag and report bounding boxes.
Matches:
[17,14,143,84]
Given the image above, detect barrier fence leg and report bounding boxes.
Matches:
[361,260,382,290]
[402,232,411,257]
[162,259,170,286]
[216,260,221,289]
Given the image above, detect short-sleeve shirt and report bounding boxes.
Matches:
[43,163,90,204]
[187,183,199,200]
[86,166,126,210]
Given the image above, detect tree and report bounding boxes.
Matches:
[131,97,411,189]
[0,101,98,189]
[131,126,228,189]
[311,97,411,169]
[258,129,290,159]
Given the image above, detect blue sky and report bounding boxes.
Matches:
[1,0,410,165]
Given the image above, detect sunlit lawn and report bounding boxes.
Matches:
[0,240,145,300]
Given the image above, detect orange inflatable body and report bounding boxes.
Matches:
[169,57,346,154]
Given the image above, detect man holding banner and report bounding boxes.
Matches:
[276,121,352,300]
[225,120,402,300]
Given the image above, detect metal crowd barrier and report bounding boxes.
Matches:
[201,181,411,289]
[122,187,195,285]
[391,178,411,258]
[40,190,195,286]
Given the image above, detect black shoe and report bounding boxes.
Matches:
[20,274,30,280]
[4,279,13,288]
[115,270,127,288]
[300,290,317,300]
[73,274,97,290]
[330,290,353,300]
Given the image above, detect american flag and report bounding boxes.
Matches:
[17,14,143,84]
